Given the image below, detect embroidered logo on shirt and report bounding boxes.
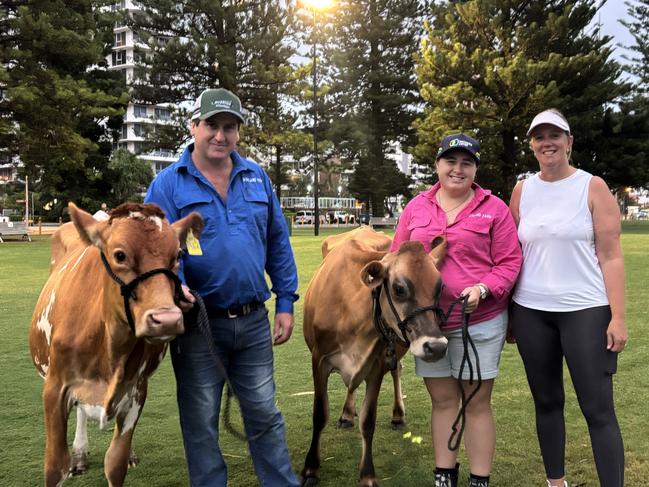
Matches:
[468,213,493,219]
[242,176,263,184]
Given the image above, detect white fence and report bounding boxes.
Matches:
[280,197,357,210]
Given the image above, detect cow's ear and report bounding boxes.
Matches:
[360,261,385,289]
[173,211,204,249]
[69,202,104,248]
[429,236,447,266]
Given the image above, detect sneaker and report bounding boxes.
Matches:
[434,463,459,487]
[546,481,568,487]
[468,476,489,487]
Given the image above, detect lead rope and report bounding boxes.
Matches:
[184,291,270,442]
[446,295,482,451]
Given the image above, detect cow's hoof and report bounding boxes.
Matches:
[390,419,406,430]
[69,450,88,475]
[301,475,320,486]
[337,418,354,429]
[128,450,139,468]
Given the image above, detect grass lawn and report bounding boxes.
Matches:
[0,222,647,486]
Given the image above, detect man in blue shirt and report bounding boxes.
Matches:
[145,88,300,487]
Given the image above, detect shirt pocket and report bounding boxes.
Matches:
[173,189,215,236]
[406,213,443,250]
[242,184,269,231]
[456,218,493,263]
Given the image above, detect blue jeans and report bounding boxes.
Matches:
[171,306,299,487]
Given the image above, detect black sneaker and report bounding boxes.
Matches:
[434,463,459,487]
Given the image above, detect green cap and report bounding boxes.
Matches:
[191,88,246,124]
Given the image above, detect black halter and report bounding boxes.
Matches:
[100,252,183,332]
[371,279,441,370]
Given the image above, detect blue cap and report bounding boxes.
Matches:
[437,133,481,164]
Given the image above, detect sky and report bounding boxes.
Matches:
[596,0,635,64]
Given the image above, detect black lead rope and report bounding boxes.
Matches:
[183,290,270,442]
[371,282,482,452]
[99,252,257,441]
[446,295,482,452]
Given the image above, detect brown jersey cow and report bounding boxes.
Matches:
[302,227,448,487]
[29,203,202,487]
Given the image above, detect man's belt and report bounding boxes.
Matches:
[206,301,263,319]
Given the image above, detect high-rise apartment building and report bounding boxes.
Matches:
[107,0,178,175]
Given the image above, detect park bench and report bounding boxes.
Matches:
[0,221,32,243]
[369,216,398,229]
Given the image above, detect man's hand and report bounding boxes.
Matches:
[179,284,196,313]
[273,312,294,345]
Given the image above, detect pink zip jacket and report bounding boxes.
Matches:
[391,183,522,329]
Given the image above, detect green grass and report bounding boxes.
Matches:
[1,222,647,486]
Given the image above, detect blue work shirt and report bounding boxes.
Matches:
[144,144,298,314]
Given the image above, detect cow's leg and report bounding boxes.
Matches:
[337,389,356,429]
[42,380,71,487]
[358,365,384,487]
[390,361,406,430]
[301,354,332,486]
[104,395,145,487]
[70,407,89,475]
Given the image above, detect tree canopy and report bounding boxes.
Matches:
[0,0,128,211]
[414,0,629,198]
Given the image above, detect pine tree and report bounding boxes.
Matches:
[414,0,628,197]
[622,0,649,92]
[1,0,128,211]
[320,0,424,215]
[129,0,307,188]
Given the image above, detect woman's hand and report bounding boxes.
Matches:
[459,286,482,313]
[607,318,628,352]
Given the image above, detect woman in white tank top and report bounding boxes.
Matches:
[509,109,627,487]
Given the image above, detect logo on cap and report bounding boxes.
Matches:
[449,138,473,149]
[212,100,232,109]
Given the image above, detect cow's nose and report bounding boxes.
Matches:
[422,339,447,362]
[145,308,184,339]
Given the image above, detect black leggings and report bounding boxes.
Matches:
[511,303,624,487]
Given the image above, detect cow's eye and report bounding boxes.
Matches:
[114,250,127,263]
[393,282,407,298]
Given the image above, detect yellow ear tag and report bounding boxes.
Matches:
[186,229,203,256]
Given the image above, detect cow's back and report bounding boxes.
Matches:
[320,226,390,258]
[50,222,86,272]
[304,228,391,350]
[30,242,103,379]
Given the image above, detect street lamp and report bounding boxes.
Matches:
[303,0,333,236]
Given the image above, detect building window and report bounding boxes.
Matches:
[155,161,170,174]
[133,30,141,44]
[110,1,126,12]
[121,124,128,139]
[155,107,171,120]
[133,123,145,137]
[114,31,126,47]
[112,50,126,66]
[133,142,146,155]
[133,105,149,118]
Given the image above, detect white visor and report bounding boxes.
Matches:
[527,110,571,136]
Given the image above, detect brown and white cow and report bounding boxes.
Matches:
[301,227,448,487]
[319,228,405,430]
[29,202,202,487]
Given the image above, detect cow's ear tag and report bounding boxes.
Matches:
[186,229,203,256]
